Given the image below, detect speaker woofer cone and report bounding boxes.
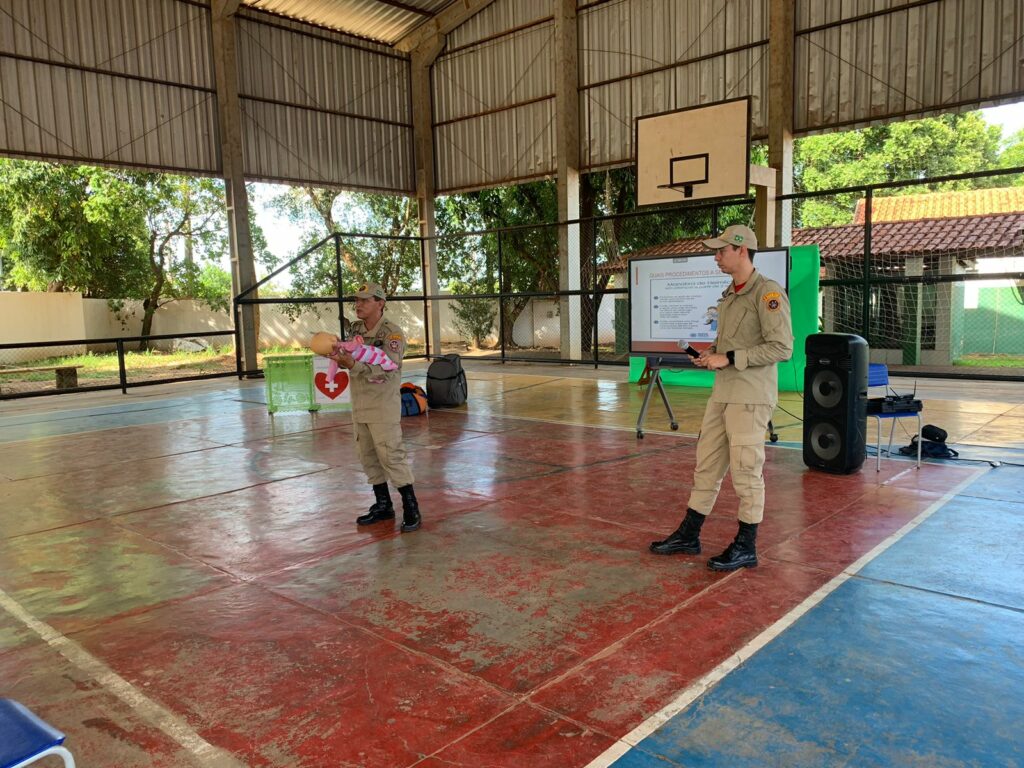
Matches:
[809,421,842,461]
[811,369,844,409]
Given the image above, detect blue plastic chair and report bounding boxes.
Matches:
[868,363,921,472]
[0,699,75,768]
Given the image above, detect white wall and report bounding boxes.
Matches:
[82,299,234,352]
[2,292,619,364]
[511,297,615,348]
[0,292,87,363]
[82,298,132,349]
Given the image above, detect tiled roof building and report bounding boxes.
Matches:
[852,187,1024,223]
[599,187,1024,273]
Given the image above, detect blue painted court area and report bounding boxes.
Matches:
[613,465,1024,768]
[0,387,267,443]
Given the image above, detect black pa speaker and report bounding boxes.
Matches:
[803,333,868,473]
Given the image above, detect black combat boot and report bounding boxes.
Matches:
[707,521,758,571]
[650,508,706,555]
[356,483,395,525]
[398,484,421,532]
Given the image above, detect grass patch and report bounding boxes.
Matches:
[953,354,1024,368]
[29,348,234,371]
[4,341,464,390]
[1,347,240,384]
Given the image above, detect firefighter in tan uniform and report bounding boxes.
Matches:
[331,283,420,532]
[650,225,793,570]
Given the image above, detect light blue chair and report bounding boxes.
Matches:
[868,363,921,472]
[0,699,75,768]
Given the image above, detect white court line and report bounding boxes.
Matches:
[584,466,988,768]
[0,589,247,768]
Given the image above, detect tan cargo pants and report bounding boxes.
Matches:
[354,421,414,488]
[686,401,774,524]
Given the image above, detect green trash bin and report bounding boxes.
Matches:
[264,354,318,413]
[264,354,352,415]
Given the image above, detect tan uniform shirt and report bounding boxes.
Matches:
[348,317,406,424]
[709,269,794,406]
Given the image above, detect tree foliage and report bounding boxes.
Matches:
[793,113,1006,226]
[435,170,750,350]
[7,111,1023,355]
[997,128,1024,171]
[0,161,146,295]
[265,186,421,302]
[448,287,497,348]
[436,182,561,346]
[0,159,273,347]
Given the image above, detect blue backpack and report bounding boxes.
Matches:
[401,383,428,416]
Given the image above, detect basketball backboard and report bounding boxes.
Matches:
[636,97,751,207]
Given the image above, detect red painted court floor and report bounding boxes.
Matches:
[0,379,988,766]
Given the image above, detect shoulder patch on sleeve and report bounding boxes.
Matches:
[762,291,782,312]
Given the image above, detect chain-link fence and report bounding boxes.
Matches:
[0,197,762,400]
[237,232,431,362]
[788,167,1024,379]
[234,200,762,369]
[0,331,238,398]
[10,166,1024,400]
[234,167,1024,380]
[428,200,757,365]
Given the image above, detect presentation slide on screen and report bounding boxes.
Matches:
[629,249,789,355]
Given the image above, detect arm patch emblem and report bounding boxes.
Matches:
[762,291,782,312]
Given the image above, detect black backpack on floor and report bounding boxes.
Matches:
[899,425,958,459]
[899,436,959,459]
[426,354,468,408]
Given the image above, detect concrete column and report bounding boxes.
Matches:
[750,164,776,251]
[555,0,581,360]
[211,0,259,373]
[903,257,924,365]
[768,0,795,247]
[930,254,958,366]
[411,46,443,356]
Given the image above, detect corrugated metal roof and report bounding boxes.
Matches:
[0,0,218,173]
[241,0,459,45]
[795,0,1024,132]
[433,20,555,191]
[434,96,555,191]
[235,11,414,191]
[240,97,414,190]
[4,0,1024,195]
[445,0,550,50]
[434,23,553,122]
[0,0,214,87]
[580,0,769,171]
